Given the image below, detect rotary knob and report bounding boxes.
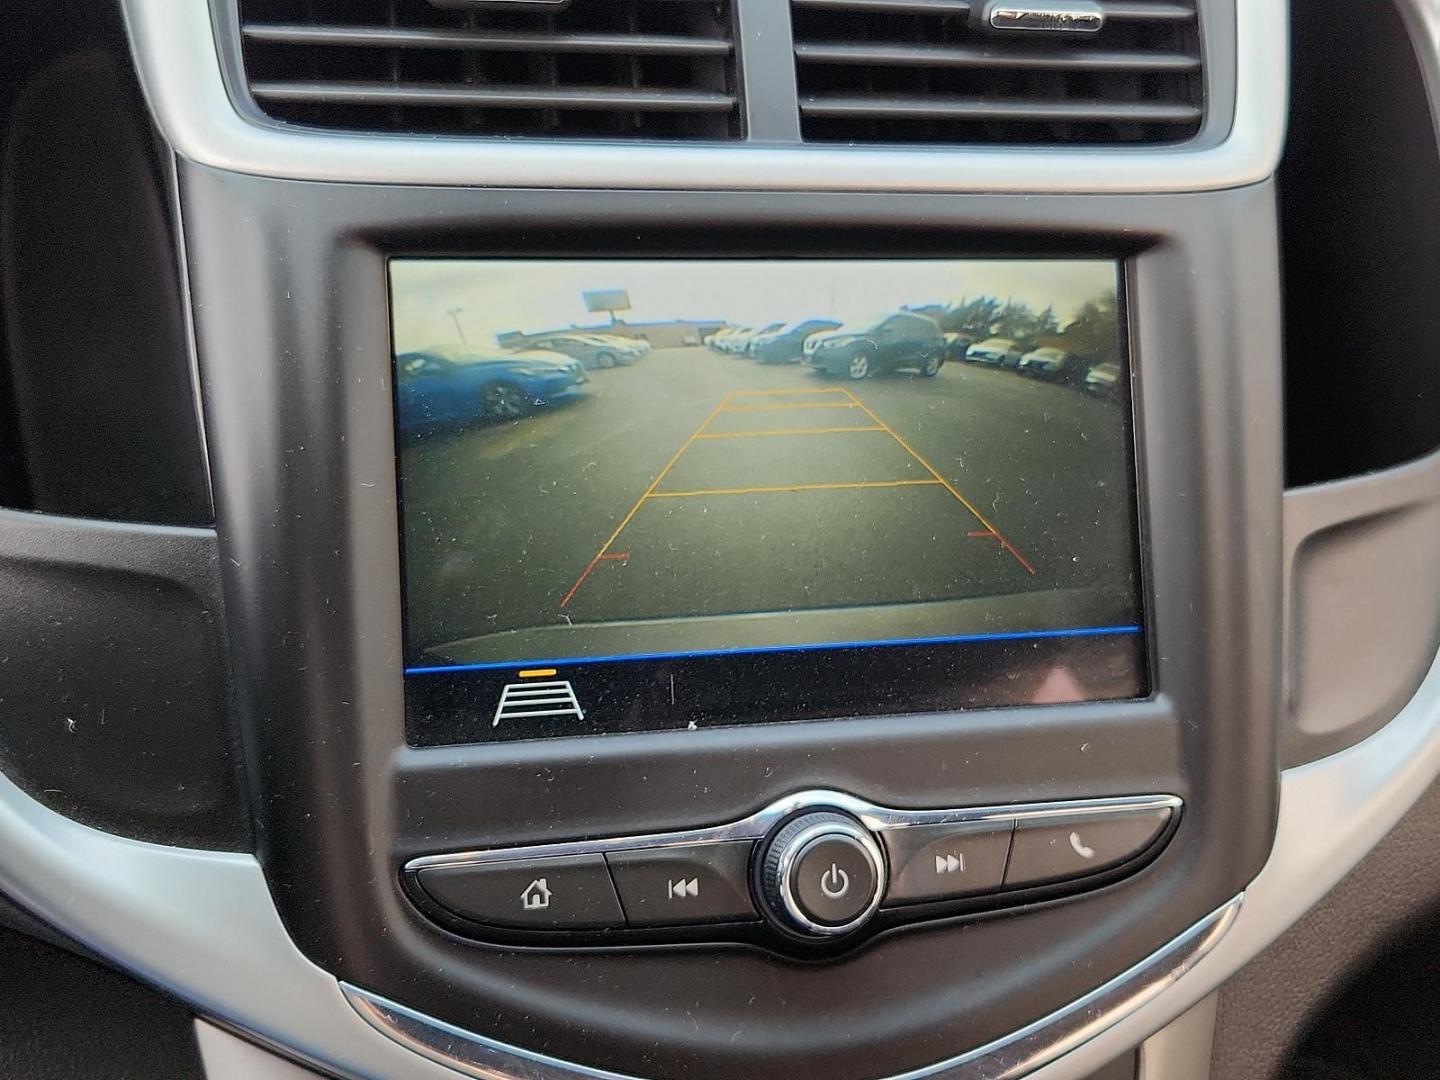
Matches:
[755,811,886,938]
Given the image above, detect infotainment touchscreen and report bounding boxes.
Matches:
[390,259,1145,744]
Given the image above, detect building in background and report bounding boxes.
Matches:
[501,318,726,351]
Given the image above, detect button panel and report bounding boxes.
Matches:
[404,791,1178,945]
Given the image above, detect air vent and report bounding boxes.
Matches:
[236,0,739,139]
[791,0,1203,145]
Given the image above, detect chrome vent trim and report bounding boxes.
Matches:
[120,0,1277,191]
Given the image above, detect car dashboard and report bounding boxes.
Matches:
[3,0,1440,1078]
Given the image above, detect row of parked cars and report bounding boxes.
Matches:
[709,314,948,379]
[705,313,1121,395]
[955,335,1121,395]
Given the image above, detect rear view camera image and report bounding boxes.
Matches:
[390,258,1145,744]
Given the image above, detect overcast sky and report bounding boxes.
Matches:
[390,258,1119,353]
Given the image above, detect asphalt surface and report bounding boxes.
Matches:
[398,347,1141,664]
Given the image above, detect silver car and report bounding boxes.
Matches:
[526,334,638,369]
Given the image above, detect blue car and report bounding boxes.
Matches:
[396,346,586,435]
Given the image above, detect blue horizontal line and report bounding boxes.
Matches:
[404,624,1143,676]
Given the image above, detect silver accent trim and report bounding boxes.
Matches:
[3,600,1440,1080]
[116,0,1284,192]
[772,816,888,935]
[1135,994,1216,1079]
[343,896,1239,1080]
[15,467,1440,1077]
[988,1,1106,32]
[405,790,1182,871]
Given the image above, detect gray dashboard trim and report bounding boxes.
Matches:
[1,602,1439,1080]
[116,0,1283,193]
[342,898,1239,1080]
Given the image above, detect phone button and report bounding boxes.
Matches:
[1003,808,1172,888]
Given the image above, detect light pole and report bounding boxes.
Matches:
[446,307,468,344]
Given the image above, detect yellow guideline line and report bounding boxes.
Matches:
[717,401,861,413]
[518,668,558,678]
[650,479,942,499]
[725,387,851,398]
[560,393,735,607]
[694,425,885,440]
[839,388,1038,576]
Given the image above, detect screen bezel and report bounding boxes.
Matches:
[182,167,1279,1080]
[386,254,1153,746]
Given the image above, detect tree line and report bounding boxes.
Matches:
[912,291,1121,361]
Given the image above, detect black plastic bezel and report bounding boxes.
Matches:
[180,167,1281,1080]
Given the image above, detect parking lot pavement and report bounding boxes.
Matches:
[399,346,1140,661]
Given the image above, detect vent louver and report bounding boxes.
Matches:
[791,0,1203,145]
[236,0,739,139]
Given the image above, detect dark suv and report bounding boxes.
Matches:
[803,311,945,380]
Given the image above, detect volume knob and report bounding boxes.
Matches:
[756,811,886,938]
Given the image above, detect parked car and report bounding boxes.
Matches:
[1018,346,1078,380]
[582,333,650,357]
[749,319,842,364]
[527,333,637,369]
[942,332,975,361]
[967,337,1025,368]
[396,346,586,433]
[733,322,785,356]
[1083,360,1123,397]
[707,326,743,351]
[803,311,945,380]
[711,326,748,353]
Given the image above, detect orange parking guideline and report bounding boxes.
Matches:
[559,396,733,608]
[717,401,862,413]
[839,388,1038,576]
[694,425,885,440]
[649,479,942,499]
[724,387,851,398]
[560,384,1039,609]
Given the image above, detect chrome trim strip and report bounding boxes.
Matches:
[342,895,1240,1080]
[404,790,1183,871]
[116,0,1284,192]
[987,1,1106,32]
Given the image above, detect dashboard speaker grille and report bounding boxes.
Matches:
[236,0,739,139]
[791,0,1203,144]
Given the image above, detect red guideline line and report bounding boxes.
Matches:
[839,387,1037,577]
[559,552,630,609]
[560,395,734,608]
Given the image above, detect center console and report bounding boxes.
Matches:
[178,170,1280,1079]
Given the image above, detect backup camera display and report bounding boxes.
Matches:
[391,258,1145,745]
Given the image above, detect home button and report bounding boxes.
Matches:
[415,853,625,930]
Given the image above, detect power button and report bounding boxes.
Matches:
[757,811,886,937]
